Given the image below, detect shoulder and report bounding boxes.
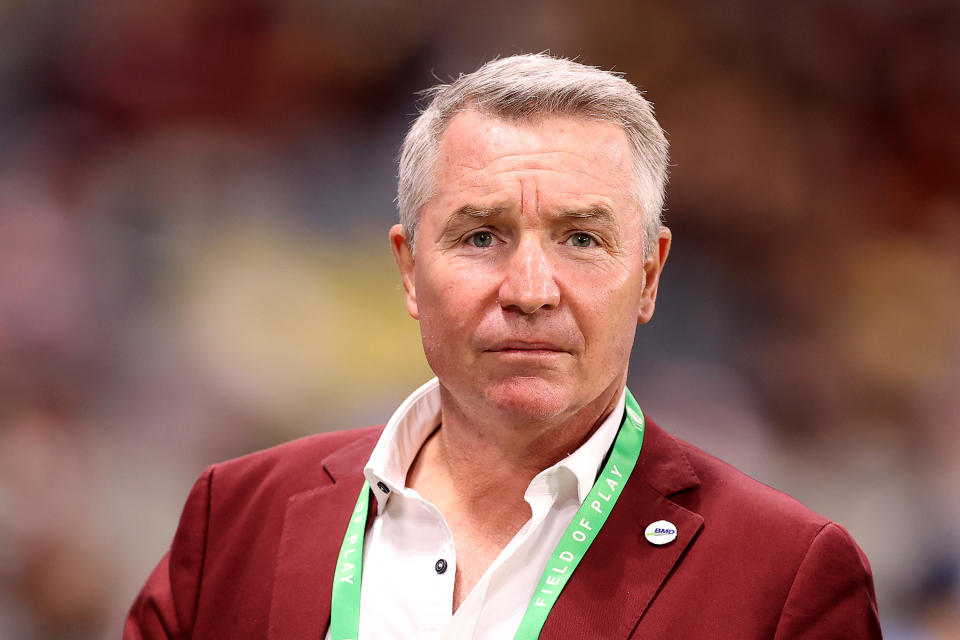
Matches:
[634,419,880,636]
[674,433,877,592]
[177,426,383,598]
[175,425,383,540]
[206,425,383,503]
[677,436,830,528]
[215,424,383,476]
[137,426,383,637]
[641,417,863,578]
[639,415,831,535]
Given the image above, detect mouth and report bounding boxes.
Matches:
[486,340,570,354]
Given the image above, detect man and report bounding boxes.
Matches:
[126,54,882,639]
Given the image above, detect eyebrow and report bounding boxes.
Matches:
[444,204,619,226]
[444,205,505,225]
[552,205,621,235]
[440,205,506,235]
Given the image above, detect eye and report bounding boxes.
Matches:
[566,232,597,248]
[466,230,496,248]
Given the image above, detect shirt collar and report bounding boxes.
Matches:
[364,378,627,512]
[364,378,442,512]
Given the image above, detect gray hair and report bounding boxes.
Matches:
[397,53,669,254]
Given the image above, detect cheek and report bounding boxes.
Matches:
[415,264,490,341]
[416,281,491,379]
[573,277,643,355]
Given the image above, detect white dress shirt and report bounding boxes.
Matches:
[326,378,626,640]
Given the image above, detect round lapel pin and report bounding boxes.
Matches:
[644,520,678,546]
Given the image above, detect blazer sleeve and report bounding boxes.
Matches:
[774,522,883,639]
[124,466,215,640]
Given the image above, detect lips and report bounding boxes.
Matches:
[487,340,569,353]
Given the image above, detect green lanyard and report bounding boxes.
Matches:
[330,389,646,640]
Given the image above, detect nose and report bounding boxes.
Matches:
[498,235,561,314]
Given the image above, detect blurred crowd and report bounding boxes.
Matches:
[0,1,958,638]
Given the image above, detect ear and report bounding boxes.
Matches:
[389,224,419,319]
[637,227,671,325]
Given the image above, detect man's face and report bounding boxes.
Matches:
[391,110,670,425]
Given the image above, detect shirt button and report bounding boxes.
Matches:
[376,481,390,494]
[435,559,448,574]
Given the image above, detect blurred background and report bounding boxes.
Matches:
[0,0,958,637]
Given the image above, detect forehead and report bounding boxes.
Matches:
[433,110,634,193]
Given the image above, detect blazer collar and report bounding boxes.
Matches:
[268,429,381,640]
[542,416,704,639]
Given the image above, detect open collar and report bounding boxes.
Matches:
[365,377,628,511]
[266,413,702,640]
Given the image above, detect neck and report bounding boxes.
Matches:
[407,379,625,505]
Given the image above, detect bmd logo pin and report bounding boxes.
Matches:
[644,520,678,545]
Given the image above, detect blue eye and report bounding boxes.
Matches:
[567,233,596,248]
[468,231,495,248]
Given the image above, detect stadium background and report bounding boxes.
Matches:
[0,1,958,637]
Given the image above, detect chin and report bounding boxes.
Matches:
[481,376,577,422]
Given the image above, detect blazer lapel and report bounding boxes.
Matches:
[543,418,704,639]
[268,431,380,640]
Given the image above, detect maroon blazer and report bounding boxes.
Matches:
[126,418,881,639]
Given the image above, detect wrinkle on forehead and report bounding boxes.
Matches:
[446,156,628,198]
[439,111,632,177]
